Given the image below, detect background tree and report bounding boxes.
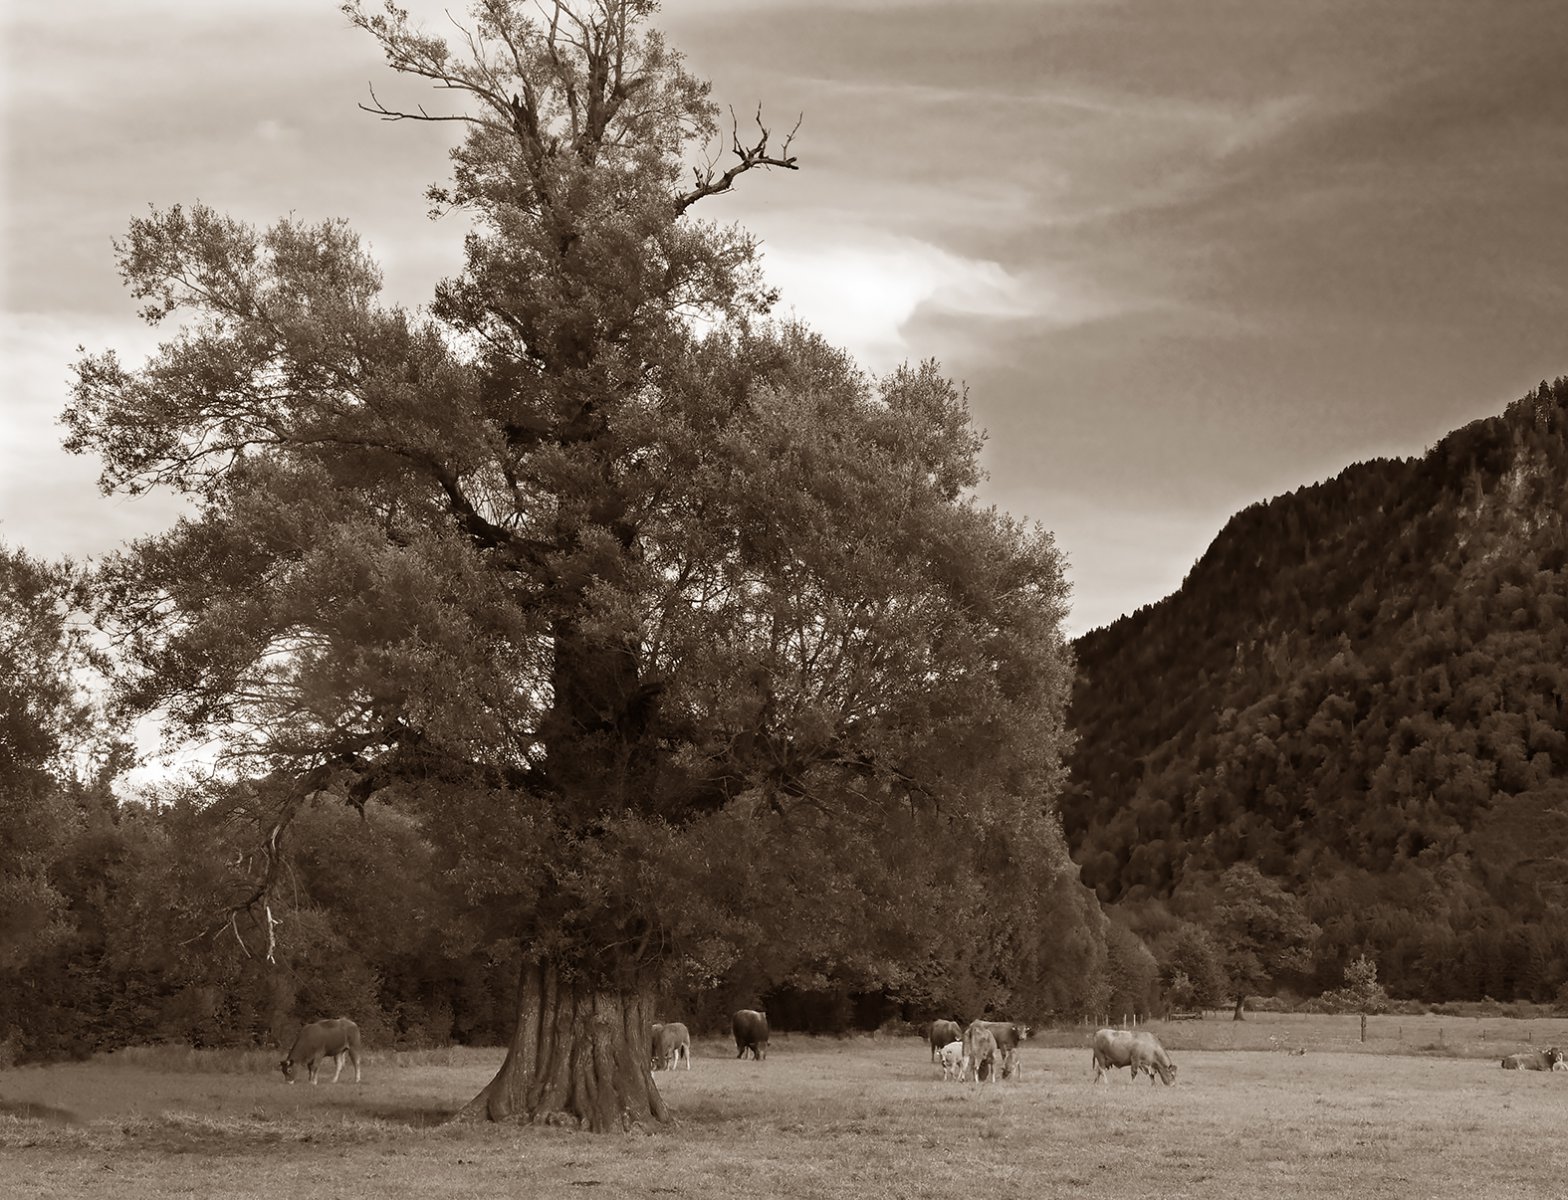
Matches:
[1156,922,1229,1014]
[1320,953,1389,1042]
[1207,864,1318,1019]
[64,0,1080,1130]
[0,546,105,970]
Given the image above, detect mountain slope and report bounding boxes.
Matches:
[1062,378,1568,1001]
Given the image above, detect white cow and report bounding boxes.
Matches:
[938,1040,965,1081]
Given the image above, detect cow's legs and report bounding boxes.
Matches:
[331,1052,345,1084]
[352,1048,362,1083]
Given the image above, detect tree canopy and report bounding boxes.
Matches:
[63,0,1081,1128]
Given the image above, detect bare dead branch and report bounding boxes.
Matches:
[358,82,496,126]
[676,105,801,214]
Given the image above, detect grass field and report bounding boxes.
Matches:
[3,1018,1567,1199]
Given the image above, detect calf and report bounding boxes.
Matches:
[280,1018,362,1085]
[938,1040,965,1081]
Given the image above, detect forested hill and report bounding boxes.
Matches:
[1062,377,1568,1001]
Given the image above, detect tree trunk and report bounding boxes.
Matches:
[456,959,669,1132]
[1359,1012,1367,1043]
[1232,995,1245,1021]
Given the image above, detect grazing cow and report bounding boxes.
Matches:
[651,1022,691,1071]
[279,1018,362,1086]
[938,1040,965,1081]
[929,1019,962,1062]
[962,1021,999,1083]
[973,1021,1028,1080]
[1501,1047,1563,1071]
[1092,1028,1177,1086]
[732,1009,769,1061]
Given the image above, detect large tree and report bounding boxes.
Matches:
[1209,864,1318,1019]
[65,0,1077,1129]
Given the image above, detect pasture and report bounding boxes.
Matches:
[4,1019,1567,1200]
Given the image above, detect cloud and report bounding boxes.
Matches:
[253,118,299,144]
[0,313,188,561]
[750,219,1101,370]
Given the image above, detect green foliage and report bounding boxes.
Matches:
[1101,919,1160,1017]
[1065,378,1568,1001]
[0,545,100,969]
[1204,864,1318,1008]
[55,0,1091,1066]
[1319,954,1390,1015]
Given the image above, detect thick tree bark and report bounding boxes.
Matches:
[1232,995,1246,1021]
[456,960,669,1132]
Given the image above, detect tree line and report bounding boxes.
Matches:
[1065,377,1568,1004]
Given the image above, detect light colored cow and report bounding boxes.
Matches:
[279,1017,362,1085]
[938,1040,965,1081]
[1501,1047,1563,1071]
[930,1019,962,1062]
[651,1022,691,1070]
[998,1047,1022,1081]
[962,1021,999,1083]
[1092,1027,1176,1086]
[973,1021,1028,1080]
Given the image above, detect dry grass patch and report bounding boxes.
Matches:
[3,1034,1567,1199]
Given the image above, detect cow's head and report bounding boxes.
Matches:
[279,1058,298,1084]
[1549,1047,1564,1067]
[1157,1061,1178,1085]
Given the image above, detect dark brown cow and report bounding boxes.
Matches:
[732,1009,769,1060]
[1501,1047,1563,1071]
[279,1018,362,1085]
[929,1019,962,1062]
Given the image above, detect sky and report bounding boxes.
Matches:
[5,0,1568,640]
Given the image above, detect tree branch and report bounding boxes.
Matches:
[676,105,801,214]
